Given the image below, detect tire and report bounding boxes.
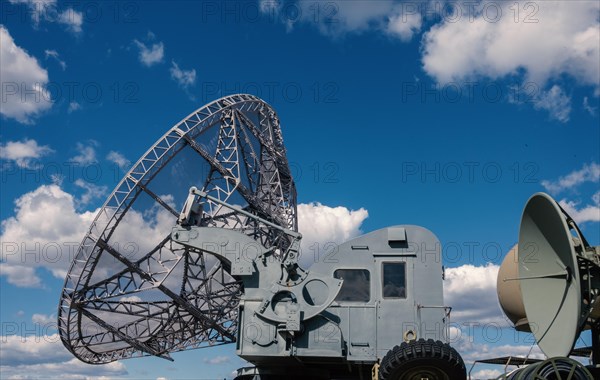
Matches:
[379,339,466,380]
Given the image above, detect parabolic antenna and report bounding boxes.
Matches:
[58,94,297,363]
[518,192,582,358]
[505,192,600,360]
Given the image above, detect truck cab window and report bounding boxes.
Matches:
[333,269,370,302]
[383,262,406,298]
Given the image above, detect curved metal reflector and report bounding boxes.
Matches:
[58,94,297,363]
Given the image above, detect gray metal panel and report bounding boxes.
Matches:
[387,227,407,242]
[347,306,377,361]
[311,225,446,361]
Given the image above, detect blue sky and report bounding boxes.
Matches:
[0,1,599,379]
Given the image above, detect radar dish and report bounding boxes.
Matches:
[58,94,297,363]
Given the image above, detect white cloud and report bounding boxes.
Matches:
[306,1,394,36]
[120,295,142,302]
[533,85,572,123]
[74,179,108,206]
[0,139,53,169]
[259,0,281,14]
[169,61,196,89]
[133,39,165,67]
[558,197,600,224]
[70,141,98,165]
[203,356,230,365]
[583,96,597,116]
[0,26,52,124]
[541,163,600,224]
[447,322,544,368]
[0,265,42,288]
[444,263,508,325]
[471,369,503,379]
[422,1,600,89]
[57,8,83,34]
[297,202,368,267]
[0,185,98,286]
[454,336,544,368]
[8,0,56,26]
[541,162,600,194]
[8,0,84,34]
[0,334,127,378]
[259,1,598,121]
[106,151,131,170]
[261,0,425,42]
[0,334,71,365]
[31,313,56,326]
[386,10,422,42]
[67,101,81,113]
[44,49,66,70]
[0,184,176,288]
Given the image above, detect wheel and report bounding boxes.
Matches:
[379,339,466,380]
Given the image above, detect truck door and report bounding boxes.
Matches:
[331,268,377,361]
[375,256,415,358]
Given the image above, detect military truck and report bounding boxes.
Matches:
[58,95,467,380]
[172,189,466,380]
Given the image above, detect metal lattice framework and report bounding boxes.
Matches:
[58,94,297,363]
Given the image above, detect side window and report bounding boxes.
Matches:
[333,269,370,302]
[383,262,406,298]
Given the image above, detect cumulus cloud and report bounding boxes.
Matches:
[540,163,600,224]
[57,7,83,34]
[532,85,572,123]
[304,1,394,37]
[0,184,177,288]
[0,265,42,288]
[422,1,600,88]
[8,0,84,34]
[386,9,422,42]
[541,162,600,194]
[70,141,98,165]
[261,0,422,42]
[0,26,52,124]
[260,1,598,120]
[31,313,56,326]
[0,334,72,365]
[0,334,127,378]
[0,185,98,287]
[0,139,54,169]
[74,179,108,206]
[453,336,544,366]
[297,202,368,267]
[133,38,165,67]
[558,197,600,224]
[420,1,599,121]
[106,151,131,170]
[169,61,196,89]
[444,263,508,325]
